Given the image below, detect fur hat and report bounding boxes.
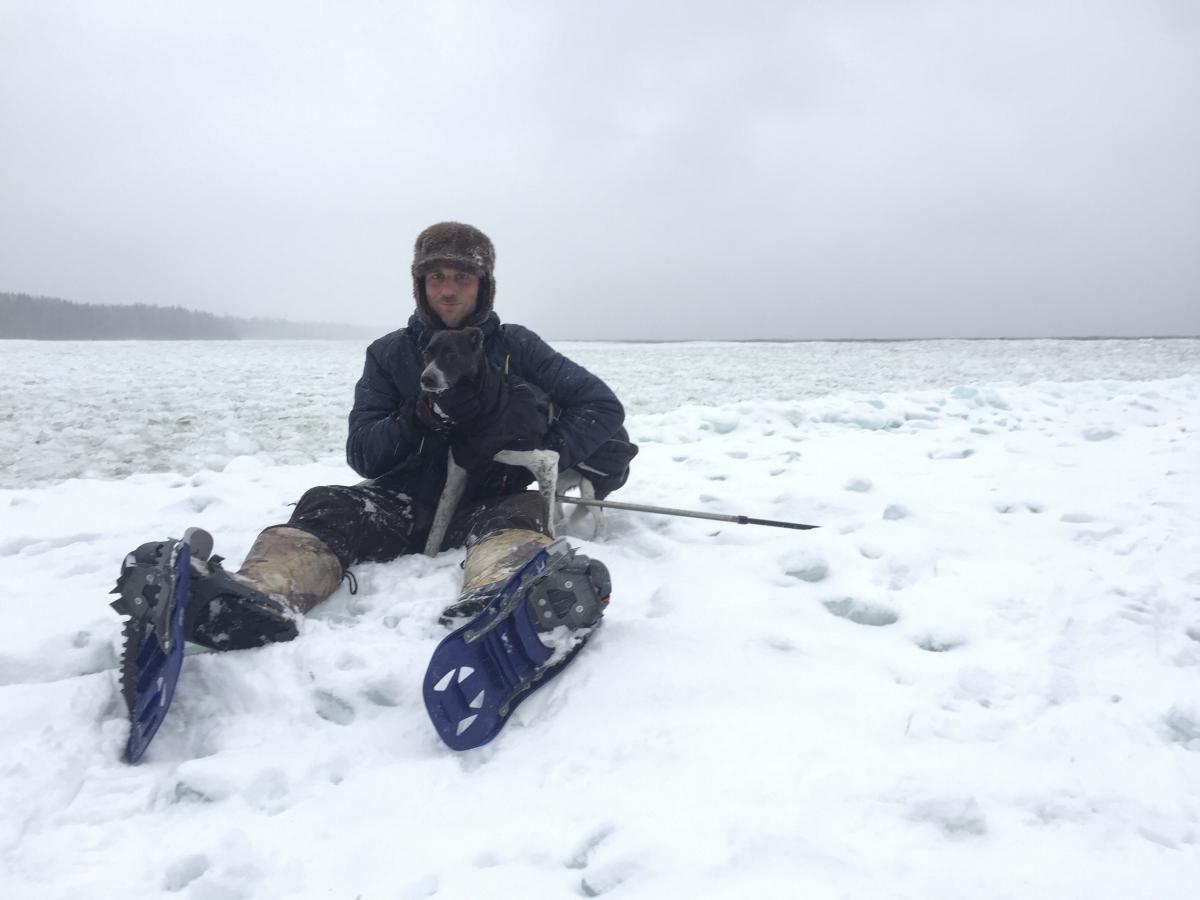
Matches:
[412,222,496,329]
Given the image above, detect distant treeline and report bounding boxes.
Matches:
[0,292,380,340]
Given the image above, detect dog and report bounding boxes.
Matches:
[419,327,607,557]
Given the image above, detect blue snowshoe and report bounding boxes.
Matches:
[109,528,207,764]
[110,527,302,763]
[422,538,610,751]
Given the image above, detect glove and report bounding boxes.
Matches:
[449,380,551,471]
[414,393,453,434]
[574,427,639,498]
[415,374,496,433]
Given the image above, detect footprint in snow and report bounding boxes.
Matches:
[1060,511,1096,524]
[362,677,405,707]
[1162,707,1200,751]
[313,690,357,726]
[883,504,911,521]
[0,532,105,556]
[335,650,368,671]
[566,825,616,870]
[566,825,645,898]
[244,767,293,815]
[915,634,966,653]
[994,501,1045,514]
[781,550,829,584]
[885,558,924,591]
[162,854,209,892]
[928,447,975,460]
[786,563,829,583]
[823,597,899,627]
[188,494,221,514]
[1082,426,1118,441]
[580,859,642,897]
[908,797,989,839]
[764,636,801,654]
[644,587,672,619]
[844,477,873,492]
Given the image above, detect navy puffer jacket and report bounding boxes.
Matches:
[346,312,625,505]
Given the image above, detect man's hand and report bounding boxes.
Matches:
[414,393,453,434]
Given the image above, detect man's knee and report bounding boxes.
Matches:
[446,492,547,548]
[288,483,418,568]
[292,485,359,522]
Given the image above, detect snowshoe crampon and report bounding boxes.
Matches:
[422,538,608,751]
[111,528,210,764]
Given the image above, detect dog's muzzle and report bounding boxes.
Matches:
[420,362,448,392]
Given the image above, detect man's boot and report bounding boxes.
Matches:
[186,526,344,650]
[113,526,339,652]
[439,528,610,630]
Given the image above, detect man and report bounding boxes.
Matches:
[113,222,634,661]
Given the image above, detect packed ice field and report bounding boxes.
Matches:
[1,337,1198,899]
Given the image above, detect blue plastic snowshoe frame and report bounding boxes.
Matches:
[423,538,597,750]
[114,533,197,763]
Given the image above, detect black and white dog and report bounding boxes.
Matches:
[419,327,611,556]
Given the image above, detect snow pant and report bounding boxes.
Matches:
[283,479,549,573]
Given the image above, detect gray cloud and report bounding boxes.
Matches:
[2,0,1197,339]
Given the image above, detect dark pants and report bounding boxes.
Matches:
[286,478,548,572]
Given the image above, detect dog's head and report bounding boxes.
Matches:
[420,327,485,393]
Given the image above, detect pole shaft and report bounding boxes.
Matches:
[556,495,819,531]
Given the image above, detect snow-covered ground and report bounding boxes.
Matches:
[1,338,1198,899]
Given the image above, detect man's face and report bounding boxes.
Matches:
[424,266,480,329]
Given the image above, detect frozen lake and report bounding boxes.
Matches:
[2,337,1197,488]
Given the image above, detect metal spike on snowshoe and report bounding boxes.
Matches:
[118,617,143,717]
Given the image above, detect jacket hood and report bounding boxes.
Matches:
[406,311,501,347]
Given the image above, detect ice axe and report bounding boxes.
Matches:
[556,495,819,531]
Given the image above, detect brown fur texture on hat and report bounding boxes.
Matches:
[411,222,496,329]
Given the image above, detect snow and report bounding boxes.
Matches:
[1,338,1199,899]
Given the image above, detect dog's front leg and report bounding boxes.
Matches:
[493,448,559,538]
[579,477,607,541]
[424,452,467,556]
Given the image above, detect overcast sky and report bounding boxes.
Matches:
[1,0,1197,340]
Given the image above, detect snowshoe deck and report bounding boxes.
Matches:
[422,538,601,750]
[111,529,206,763]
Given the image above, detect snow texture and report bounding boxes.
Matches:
[1,338,1199,899]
